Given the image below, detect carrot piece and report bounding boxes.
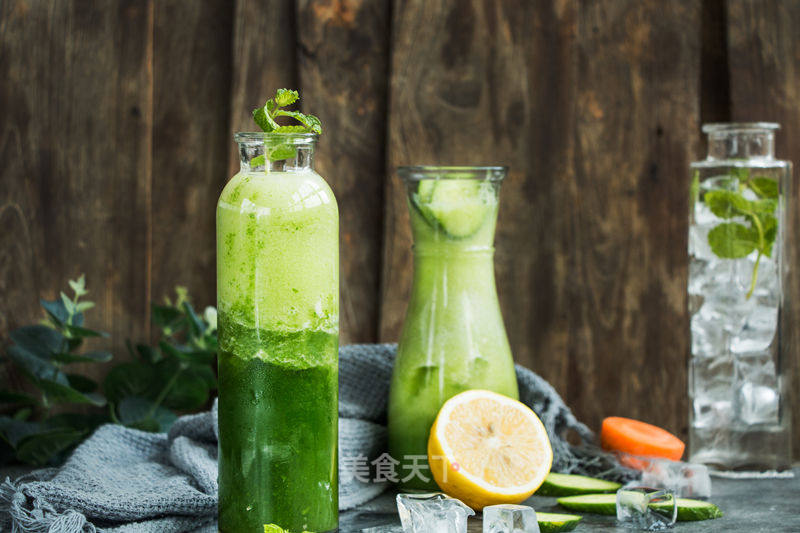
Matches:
[600,417,685,465]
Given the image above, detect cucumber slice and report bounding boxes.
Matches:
[536,512,582,532]
[414,179,491,238]
[417,179,436,203]
[653,498,723,521]
[536,473,622,496]
[556,494,723,521]
[556,494,617,515]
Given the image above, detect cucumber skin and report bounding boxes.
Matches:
[557,494,723,521]
[556,494,617,515]
[536,473,622,496]
[537,512,582,532]
[654,499,724,521]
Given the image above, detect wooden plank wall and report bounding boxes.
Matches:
[1,0,798,457]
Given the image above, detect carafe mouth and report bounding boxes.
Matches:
[234,131,319,144]
[397,166,507,182]
[235,132,318,172]
[702,122,779,161]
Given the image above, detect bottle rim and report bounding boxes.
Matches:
[234,132,318,144]
[397,165,508,181]
[702,122,779,134]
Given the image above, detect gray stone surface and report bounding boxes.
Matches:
[340,469,800,532]
[3,467,798,531]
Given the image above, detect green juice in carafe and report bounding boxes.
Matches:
[388,169,519,490]
[217,153,339,532]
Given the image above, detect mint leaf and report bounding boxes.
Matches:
[252,106,278,132]
[749,177,779,199]
[761,214,778,257]
[708,222,757,258]
[250,154,265,169]
[252,89,321,134]
[274,125,309,133]
[704,190,750,219]
[269,144,298,161]
[275,110,322,134]
[274,88,299,107]
[731,166,750,182]
[749,197,777,215]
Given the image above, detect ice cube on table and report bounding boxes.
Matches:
[483,504,539,533]
[396,492,474,533]
[640,458,712,499]
[616,486,677,530]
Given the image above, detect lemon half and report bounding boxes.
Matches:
[427,389,553,510]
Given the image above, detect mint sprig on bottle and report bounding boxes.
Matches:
[702,167,779,299]
[250,88,322,166]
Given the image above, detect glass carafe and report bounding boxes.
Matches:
[688,123,793,473]
[217,133,339,531]
[388,166,519,490]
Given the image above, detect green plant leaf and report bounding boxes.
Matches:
[250,154,266,169]
[6,345,62,381]
[750,177,779,198]
[704,190,750,219]
[14,408,32,420]
[104,363,156,403]
[762,214,778,257]
[137,343,161,364]
[253,105,279,132]
[52,350,113,364]
[66,373,98,393]
[40,298,69,325]
[151,304,185,330]
[268,144,298,161]
[60,292,76,315]
[45,413,106,433]
[74,301,95,313]
[0,390,37,405]
[274,88,299,107]
[274,110,322,134]
[68,275,88,298]
[117,396,177,432]
[749,197,778,215]
[63,324,107,338]
[273,125,310,134]
[708,222,757,258]
[188,365,217,389]
[158,341,216,365]
[10,325,64,356]
[183,302,204,337]
[0,416,43,447]
[16,429,85,466]
[37,379,106,406]
[162,371,209,411]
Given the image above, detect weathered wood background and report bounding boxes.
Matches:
[1,0,799,458]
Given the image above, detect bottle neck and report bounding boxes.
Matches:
[235,133,317,173]
[410,246,497,299]
[705,125,777,161]
[413,244,494,257]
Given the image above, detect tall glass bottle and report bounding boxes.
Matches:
[388,166,519,490]
[217,133,338,532]
[688,123,792,472]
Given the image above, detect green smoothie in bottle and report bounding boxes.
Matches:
[388,166,519,490]
[217,90,338,532]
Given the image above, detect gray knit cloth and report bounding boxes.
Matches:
[1,344,625,532]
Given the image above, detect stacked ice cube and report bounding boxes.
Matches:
[688,176,782,466]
